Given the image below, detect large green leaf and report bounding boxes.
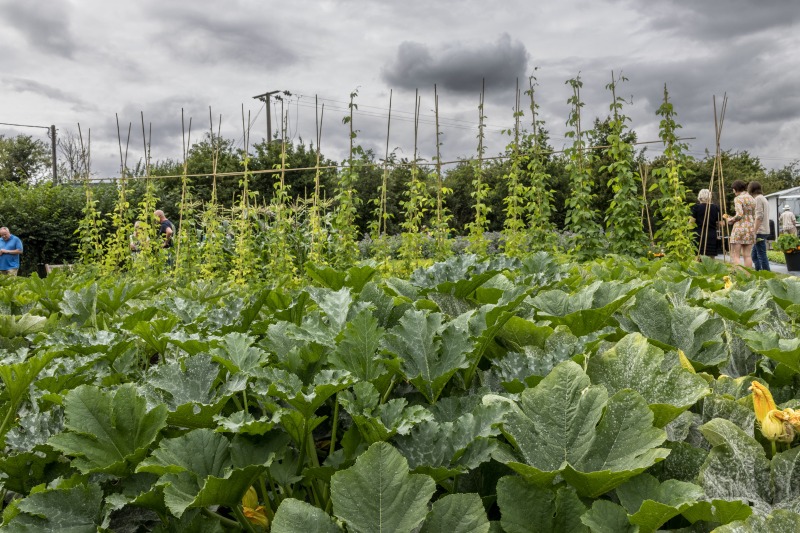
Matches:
[706,288,772,326]
[329,309,386,382]
[616,473,704,533]
[144,354,244,428]
[496,476,587,533]
[209,332,268,375]
[382,309,473,403]
[580,500,636,533]
[251,367,354,419]
[713,509,800,532]
[738,330,800,374]
[561,390,670,497]
[529,281,639,336]
[697,418,772,513]
[496,361,608,486]
[271,498,341,533]
[58,283,98,327]
[587,333,710,426]
[498,361,668,496]
[306,286,354,334]
[765,277,800,312]
[137,429,275,517]
[338,382,432,444]
[0,313,50,338]
[48,384,168,475]
[395,393,509,478]
[420,493,490,533]
[0,351,56,443]
[2,483,103,532]
[621,287,725,368]
[330,441,435,533]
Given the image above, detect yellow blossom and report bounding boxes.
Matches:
[750,381,778,423]
[723,275,733,289]
[242,487,269,529]
[762,410,795,443]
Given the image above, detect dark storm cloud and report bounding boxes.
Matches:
[151,6,298,68]
[93,95,220,173]
[545,33,800,160]
[0,3,75,58]
[381,34,529,93]
[617,0,796,40]
[5,78,85,106]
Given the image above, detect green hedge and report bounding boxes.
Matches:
[0,182,120,275]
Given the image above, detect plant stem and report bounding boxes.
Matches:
[201,507,243,530]
[381,376,397,404]
[0,404,16,441]
[258,475,274,522]
[329,393,340,456]
[231,505,258,533]
[296,419,308,476]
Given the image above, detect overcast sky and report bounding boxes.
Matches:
[1,0,798,179]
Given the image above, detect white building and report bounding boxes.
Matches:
[764,186,800,233]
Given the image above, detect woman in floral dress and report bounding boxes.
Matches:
[725,180,756,268]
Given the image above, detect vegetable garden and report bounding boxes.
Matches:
[2,76,799,532]
[1,255,800,532]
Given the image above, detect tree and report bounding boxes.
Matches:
[762,161,800,194]
[0,134,51,183]
[57,129,86,182]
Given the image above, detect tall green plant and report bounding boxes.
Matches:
[524,74,556,251]
[399,92,433,270]
[74,129,104,267]
[76,185,105,266]
[265,113,297,285]
[603,72,645,256]
[330,90,362,268]
[198,123,227,280]
[101,177,133,274]
[502,83,529,258]
[564,76,604,259]
[652,85,695,261]
[466,83,491,256]
[230,116,258,285]
[431,86,453,261]
[308,97,328,266]
[173,114,201,278]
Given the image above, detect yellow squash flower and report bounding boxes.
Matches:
[762,410,795,443]
[750,381,778,423]
[749,382,798,443]
[242,487,269,529]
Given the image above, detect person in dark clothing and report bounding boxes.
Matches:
[691,189,721,256]
[154,210,175,249]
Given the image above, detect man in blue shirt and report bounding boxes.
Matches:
[0,227,23,276]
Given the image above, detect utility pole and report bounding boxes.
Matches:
[50,125,58,185]
[252,90,281,143]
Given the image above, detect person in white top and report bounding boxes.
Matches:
[748,182,771,271]
[780,205,798,236]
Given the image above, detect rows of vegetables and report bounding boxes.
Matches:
[1,254,799,532]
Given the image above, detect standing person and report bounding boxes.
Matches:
[0,227,23,276]
[725,180,756,268]
[154,210,175,249]
[748,181,771,271]
[690,189,721,257]
[780,205,798,236]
